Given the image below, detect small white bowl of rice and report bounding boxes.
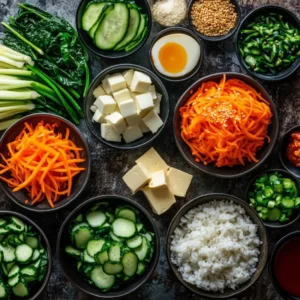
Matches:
[166,193,268,299]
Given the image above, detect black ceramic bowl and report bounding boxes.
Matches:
[166,193,268,299]
[245,169,300,229]
[76,0,152,59]
[279,125,300,178]
[235,5,300,81]
[0,113,91,213]
[269,231,300,300]
[149,27,204,82]
[0,211,52,300]
[188,0,241,42]
[84,64,169,150]
[57,195,160,298]
[174,72,279,178]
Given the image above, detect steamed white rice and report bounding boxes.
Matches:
[170,200,261,292]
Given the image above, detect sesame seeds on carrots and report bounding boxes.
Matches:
[0,121,85,208]
[180,75,272,168]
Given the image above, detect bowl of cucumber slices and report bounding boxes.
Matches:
[76,0,152,59]
[57,195,160,298]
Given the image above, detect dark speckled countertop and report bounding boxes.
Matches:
[0,0,299,299]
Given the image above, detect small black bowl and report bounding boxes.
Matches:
[188,0,241,42]
[166,193,268,299]
[173,72,279,179]
[245,169,300,229]
[235,5,300,81]
[84,64,169,150]
[279,125,300,178]
[76,0,152,59]
[0,113,91,213]
[57,195,160,298]
[149,27,204,82]
[269,231,300,300]
[0,210,52,300]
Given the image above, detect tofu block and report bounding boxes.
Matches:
[123,164,150,193]
[136,147,168,173]
[149,170,168,190]
[101,77,111,94]
[122,126,143,143]
[101,123,121,142]
[130,71,152,93]
[139,122,150,133]
[167,168,193,197]
[92,109,106,123]
[135,92,154,117]
[113,88,132,105]
[142,186,176,215]
[90,105,97,113]
[154,93,162,114]
[105,111,127,134]
[119,99,136,118]
[93,85,106,98]
[94,95,116,114]
[107,74,126,92]
[126,114,143,127]
[147,85,157,100]
[123,69,134,86]
[142,110,163,134]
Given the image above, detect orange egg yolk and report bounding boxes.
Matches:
[158,42,187,74]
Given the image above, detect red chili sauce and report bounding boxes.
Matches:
[287,132,300,167]
[274,237,300,297]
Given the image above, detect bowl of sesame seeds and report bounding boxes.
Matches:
[188,0,241,42]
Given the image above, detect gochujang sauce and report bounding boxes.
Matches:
[287,132,300,167]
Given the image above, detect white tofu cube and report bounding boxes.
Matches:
[119,99,136,118]
[149,170,168,190]
[113,88,132,105]
[107,74,126,92]
[167,168,193,197]
[122,126,143,143]
[123,164,150,193]
[126,114,143,126]
[123,69,134,86]
[90,105,97,113]
[130,71,152,93]
[139,122,150,133]
[101,76,111,94]
[94,95,116,114]
[101,123,121,142]
[92,109,106,123]
[142,110,163,134]
[105,111,127,134]
[147,85,157,100]
[93,85,106,98]
[135,92,154,117]
[154,93,162,114]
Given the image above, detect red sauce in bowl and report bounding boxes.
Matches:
[287,132,300,167]
[274,237,300,297]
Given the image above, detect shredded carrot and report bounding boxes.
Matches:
[179,75,273,167]
[0,121,86,208]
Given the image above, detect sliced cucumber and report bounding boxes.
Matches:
[10,217,25,231]
[105,212,114,224]
[122,252,138,277]
[0,219,6,227]
[65,245,81,258]
[82,2,107,31]
[136,262,146,275]
[15,244,33,264]
[8,265,19,278]
[31,249,40,261]
[25,236,39,249]
[6,262,14,272]
[20,266,37,278]
[117,208,136,223]
[126,235,142,249]
[95,251,109,265]
[1,245,16,262]
[87,239,105,257]
[133,14,146,41]
[0,228,9,235]
[82,249,95,263]
[8,274,19,287]
[125,26,147,52]
[109,231,124,242]
[12,281,29,297]
[0,281,7,299]
[90,266,115,290]
[75,214,83,223]
[103,262,123,275]
[86,211,107,228]
[136,223,144,233]
[112,218,136,238]
[73,227,93,249]
[108,243,121,262]
[142,232,152,242]
[134,237,149,261]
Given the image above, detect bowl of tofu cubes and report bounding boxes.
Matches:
[85,64,169,149]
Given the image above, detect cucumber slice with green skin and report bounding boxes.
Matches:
[0,228,9,235]
[126,235,142,249]
[10,217,25,231]
[75,214,83,223]
[0,263,7,277]
[112,218,136,238]
[117,209,136,223]
[136,223,144,233]
[134,237,149,261]
[25,236,39,249]
[86,239,105,257]
[105,212,114,224]
[0,281,8,299]
[133,14,146,42]
[31,249,40,261]
[90,266,115,290]
[1,245,16,262]
[8,265,19,278]
[12,281,29,297]
[80,263,93,275]
[73,227,93,249]
[82,2,107,31]
[103,262,123,275]
[15,244,33,264]
[20,266,37,278]
[86,211,107,228]
[33,259,41,269]
[136,262,146,275]
[122,252,138,277]
[114,8,141,50]
[8,274,19,287]
[24,276,35,283]
[109,231,124,242]
[71,222,89,233]
[94,3,130,50]
[6,262,14,272]
[125,26,147,52]
[82,249,95,263]
[65,245,81,258]
[0,219,6,227]
[142,232,152,242]
[95,250,109,265]
[108,244,121,262]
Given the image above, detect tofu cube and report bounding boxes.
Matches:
[92,109,106,123]
[105,111,127,134]
[135,92,154,117]
[130,71,152,93]
[122,126,143,143]
[113,88,131,105]
[90,105,97,113]
[149,170,168,190]
[167,168,193,197]
[94,95,116,114]
[142,110,163,134]
[154,93,162,114]
[126,114,143,126]
[101,123,121,142]
[139,122,150,133]
[101,76,111,94]
[93,85,106,98]
[123,164,150,193]
[123,69,134,86]
[107,74,126,92]
[119,99,136,118]
[147,85,157,100]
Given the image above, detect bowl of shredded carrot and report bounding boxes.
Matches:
[174,73,279,178]
[0,113,91,212]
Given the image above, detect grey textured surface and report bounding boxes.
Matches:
[0,0,299,299]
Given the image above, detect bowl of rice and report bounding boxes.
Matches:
[166,193,268,299]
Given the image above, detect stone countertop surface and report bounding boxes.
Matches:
[0,0,299,299]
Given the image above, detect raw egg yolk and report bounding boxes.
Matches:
[158,42,187,74]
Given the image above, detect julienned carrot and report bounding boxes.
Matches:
[0,121,85,208]
[180,75,273,168]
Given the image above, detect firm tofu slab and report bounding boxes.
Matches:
[149,170,168,190]
[101,76,111,94]
[119,99,136,118]
[136,92,154,117]
[94,95,116,114]
[122,126,143,143]
[126,114,143,127]
[90,105,97,113]
[107,74,127,92]
[130,71,152,93]
[147,85,157,100]
[93,85,106,98]
[139,122,150,133]
[105,111,127,134]
[93,109,106,123]
[101,123,121,142]
[113,88,132,105]
[123,69,134,86]
[154,93,162,114]
[123,164,150,193]
[167,167,193,197]
[142,110,163,133]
